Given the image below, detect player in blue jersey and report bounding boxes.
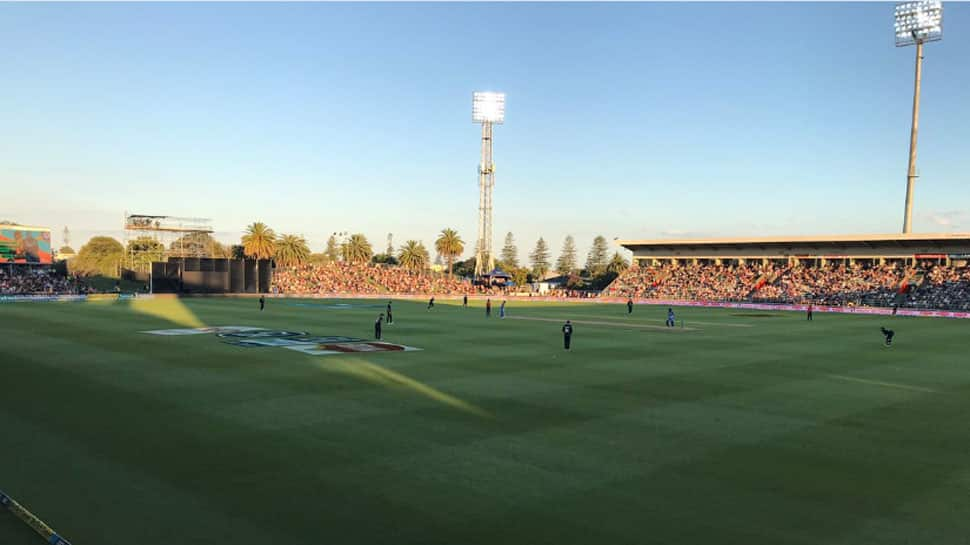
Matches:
[666,308,675,327]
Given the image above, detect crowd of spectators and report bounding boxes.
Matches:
[605,261,970,310]
[0,268,86,295]
[607,262,778,301]
[544,288,599,298]
[653,263,776,301]
[753,263,912,307]
[275,263,615,298]
[7,258,970,310]
[603,265,663,298]
[902,265,970,311]
[275,263,479,296]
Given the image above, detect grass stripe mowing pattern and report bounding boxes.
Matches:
[0,297,968,544]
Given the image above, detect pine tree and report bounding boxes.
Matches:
[530,237,551,279]
[586,235,610,276]
[556,235,578,274]
[500,232,518,268]
[325,235,340,262]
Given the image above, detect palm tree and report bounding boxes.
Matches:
[398,240,429,271]
[241,222,276,293]
[275,234,311,268]
[342,233,373,264]
[435,228,464,277]
[607,251,630,274]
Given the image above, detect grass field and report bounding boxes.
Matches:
[1,296,968,545]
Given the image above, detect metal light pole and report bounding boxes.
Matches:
[902,40,923,234]
[895,1,943,234]
[472,91,505,276]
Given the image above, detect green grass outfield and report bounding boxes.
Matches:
[1,297,968,545]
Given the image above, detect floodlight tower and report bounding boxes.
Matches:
[895,0,943,234]
[472,91,505,276]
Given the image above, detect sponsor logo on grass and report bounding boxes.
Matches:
[142,326,420,356]
[217,329,308,339]
[143,326,264,336]
[285,342,416,356]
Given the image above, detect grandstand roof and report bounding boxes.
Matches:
[618,233,970,260]
[0,224,50,232]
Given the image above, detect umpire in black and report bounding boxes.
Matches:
[375,313,384,340]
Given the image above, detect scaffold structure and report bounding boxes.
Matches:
[123,212,215,272]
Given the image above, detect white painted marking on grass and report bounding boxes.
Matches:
[566,314,752,328]
[678,320,753,328]
[826,374,937,393]
[508,316,699,331]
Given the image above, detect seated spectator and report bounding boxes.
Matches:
[602,260,970,311]
[0,268,80,295]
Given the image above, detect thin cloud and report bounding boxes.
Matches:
[655,230,713,239]
[922,210,970,230]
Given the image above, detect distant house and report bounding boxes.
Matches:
[479,268,513,286]
[534,274,568,294]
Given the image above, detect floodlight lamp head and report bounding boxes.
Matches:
[894,0,943,47]
[472,91,506,124]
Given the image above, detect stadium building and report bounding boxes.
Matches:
[618,233,970,267]
[611,233,970,311]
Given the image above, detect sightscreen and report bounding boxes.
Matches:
[0,225,52,264]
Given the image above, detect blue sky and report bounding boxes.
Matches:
[1,2,968,261]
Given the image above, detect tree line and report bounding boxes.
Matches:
[465,232,629,289]
[63,223,628,288]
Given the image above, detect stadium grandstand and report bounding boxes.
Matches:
[7,226,970,313]
[275,263,498,296]
[608,233,970,311]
